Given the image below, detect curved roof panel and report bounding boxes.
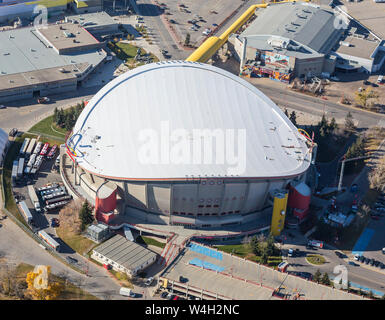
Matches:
[68,61,310,180]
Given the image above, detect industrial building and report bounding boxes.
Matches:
[86,223,110,242]
[65,61,314,229]
[64,11,120,39]
[91,234,157,276]
[0,23,107,102]
[233,2,385,81]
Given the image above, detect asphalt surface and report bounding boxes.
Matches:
[0,216,122,300]
[281,229,385,296]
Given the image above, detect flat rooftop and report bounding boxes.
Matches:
[65,11,117,28]
[93,235,157,272]
[36,23,99,52]
[344,1,385,40]
[335,35,379,60]
[0,63,88,91]
[0,25,106,89]
[162,243,364,300]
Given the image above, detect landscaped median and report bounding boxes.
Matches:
[306,254,326,265]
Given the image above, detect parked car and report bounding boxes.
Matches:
[66,256,77,264]
[145,277,154,286]
[179,276,188,283]
[160,291,168,299]
[382,247,385,254]
[348,261,358,266]
[288,248,294,257]
[0,105,6,109]
[359,255,365,263]
[374,260,380,267]
[369,259,375,266]
[364,257,370,264]
[37,97,50,104]
[8,128,18,137]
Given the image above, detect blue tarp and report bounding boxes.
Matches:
[189,258,225,272]
[187,243,223,261]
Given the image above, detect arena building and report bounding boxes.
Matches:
[65,61,313,228]
[232,2,385,82]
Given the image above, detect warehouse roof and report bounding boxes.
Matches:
[93,235,157,272]
[0,26,106,76]
[240,2,342,58]
[65,11,117,29]
[36,23,100,52]
[67,61,311,180]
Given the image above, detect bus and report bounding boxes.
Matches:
[38,230,60,251]
[25,138,36,158]
[39,143,50,156]
[18,201,33,224]
[33,141,43,155]
[28,185,41,212]
[47,144,58,159]
[45,195,72,205]
[17,158,25,178]
[11,160,18,186]
[20,138,30,156]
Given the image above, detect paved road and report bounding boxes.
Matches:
[0,216,122,300]
[255,83,385,130]
[281,229,385,296]
[136,0,188,60]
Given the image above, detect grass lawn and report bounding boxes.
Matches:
[137,236,166,249]
[306,254,326,265]
[14,263,99,300]
[215,244,282,267]
[109,269,134,288]
[56,227,97,256]
[108,41,159,69]
[28,115,67,142]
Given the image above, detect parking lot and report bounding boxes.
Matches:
[161,242,361,300]
[13,143,67,246]
[157,0,246,46]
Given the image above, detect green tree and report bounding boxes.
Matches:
[313,269,321,283]
[329,117,337,133]
[53,107,59,124]
[260,251,268,265]
[79,200,93,231]
[289,111,297,126]
[265,233,276,257]
[344,111,356,133]
[184,33,191,46]
[321,272,330,286]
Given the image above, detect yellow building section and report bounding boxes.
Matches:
[186,0,310,63]
[25,0,73,8]
[270,191,288,236]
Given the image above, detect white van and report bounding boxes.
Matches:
[119,287,135,297]
[377,75,383,84]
